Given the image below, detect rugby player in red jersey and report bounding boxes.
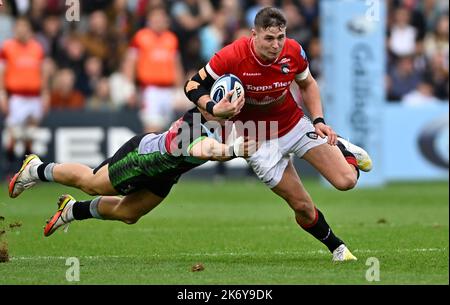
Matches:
[184,7,373,261]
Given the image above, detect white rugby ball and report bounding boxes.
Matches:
[210,74,244,103]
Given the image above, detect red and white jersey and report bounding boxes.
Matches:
[206,36,310,138]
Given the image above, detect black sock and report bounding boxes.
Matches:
[72,201,94,220]
[297,208,344,253]
[37,163,51,182]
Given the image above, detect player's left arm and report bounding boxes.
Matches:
[189,137,234,161]
[189,137,257,161]
[295,73,337,145]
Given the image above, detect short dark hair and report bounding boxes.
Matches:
[254,7,287,30]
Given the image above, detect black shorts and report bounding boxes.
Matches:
[95,134,176,198]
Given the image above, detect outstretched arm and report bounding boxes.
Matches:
[189,137,257,161]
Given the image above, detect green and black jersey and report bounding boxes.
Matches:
[107,108,223,197]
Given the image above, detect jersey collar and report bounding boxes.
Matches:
[249,37,281,67]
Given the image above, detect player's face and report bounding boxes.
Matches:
[252,26,286,61]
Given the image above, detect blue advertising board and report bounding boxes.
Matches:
[321,0,386,186]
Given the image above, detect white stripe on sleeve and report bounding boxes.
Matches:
[205,63,220,80]
[295,66,310,81]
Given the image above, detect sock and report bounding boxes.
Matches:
[297,208,344,253]
[36,163,56,182]
[72,197,103,220]
[337,141,360,179]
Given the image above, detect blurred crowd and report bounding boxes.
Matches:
[0,0,448,131]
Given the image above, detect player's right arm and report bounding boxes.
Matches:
[189,136,257,161]
[184,67,244,118]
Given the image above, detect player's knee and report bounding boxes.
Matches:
[121,210,145,225]
[122,215,141,225]
[333,174,357,191]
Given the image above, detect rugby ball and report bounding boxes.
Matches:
[210,74,244,103]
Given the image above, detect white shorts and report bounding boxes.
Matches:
[5,95,44,127]
[246,116,327,188]
[140,85,175,129]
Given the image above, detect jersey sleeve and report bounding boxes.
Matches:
[295,42,310,81]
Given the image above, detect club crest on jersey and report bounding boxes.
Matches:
[281,64,290,74]
[306,132,319,140]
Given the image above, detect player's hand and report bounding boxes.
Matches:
[314,122,337,145]
[233,136,259,158]
[213,90,245,119]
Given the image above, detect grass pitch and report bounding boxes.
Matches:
[0,179,448,285]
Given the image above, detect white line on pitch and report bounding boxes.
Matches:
[9,247,447,261]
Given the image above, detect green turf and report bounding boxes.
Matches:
[0,179,448,285]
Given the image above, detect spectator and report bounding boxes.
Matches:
[76,55,104,99]
[307,36,322,83]
[109,60,137,110]
[299,0,320,30]
[424,14,449,64]
[218,0,243,43]
[57,34,88,94]
[427,53,449,100]
[106,0,137,42]
[78,10,122,74]
[35,14,64,60]
[86,77,112,111]
[25,0,47,32]
[387,55,423,100]
[126,6,184,132]
[0,1,14,44]
[50,68,85,110]
[245,0,275,28]
[171,0,214,71]
[389,6,417,57]
[417,0,447,33]
[283,1,313,47]
[0,17,50,168]
[402,80,441,105]
[198,8,227,63]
